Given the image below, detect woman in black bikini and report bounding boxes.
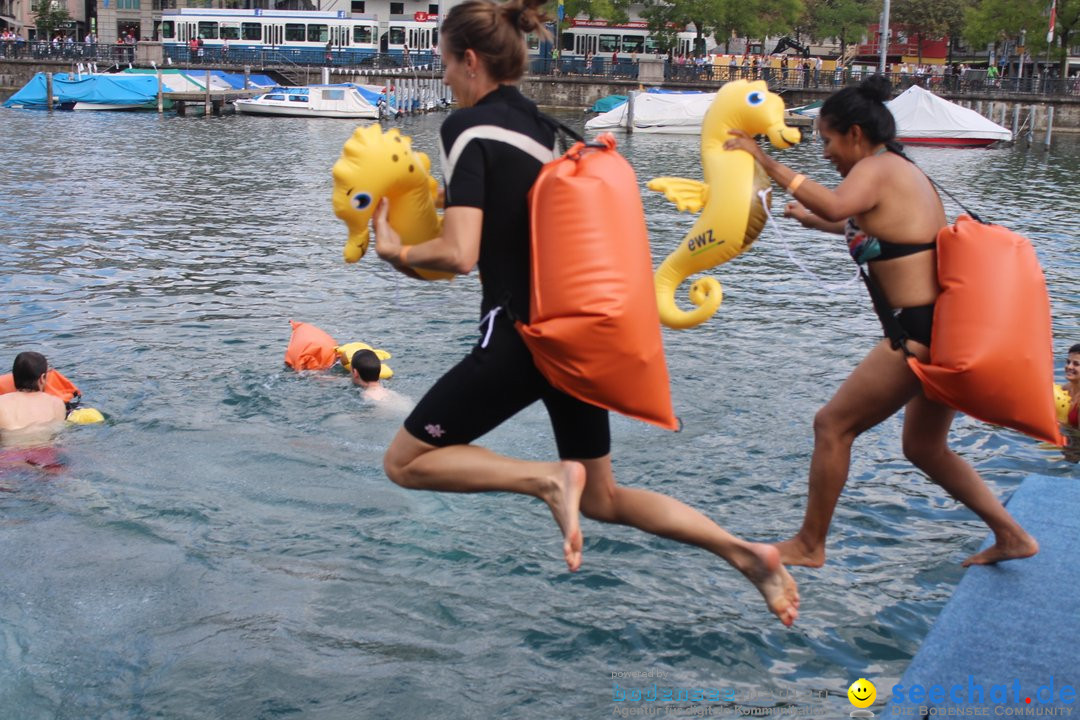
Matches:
[724,75,1038,569]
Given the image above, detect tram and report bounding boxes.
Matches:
[552,20,701,59]
[159,8,439,66]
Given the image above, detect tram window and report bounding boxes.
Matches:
[525,32,539,51]
[353,26,373,43]
[645,37,660,54]
[220,25,240,40]
[388,26,405,44]
[351,1,364,11]
[161,20,174,39]
[598,34,619,53]
[308,24,328,42]
[285,24,305,42]
[390,2,404,13]
[197,22,219,40]
[560,31,573,51]
[432,28,437,47]
[622,35,644,53]
[241,22,261,41]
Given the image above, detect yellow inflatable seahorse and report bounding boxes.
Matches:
[1055,384,1073,424]
[648,80,802,329]
[331,124,452,281]
[335,341,394,380]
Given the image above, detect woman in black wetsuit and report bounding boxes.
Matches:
[724,75,1037,569]
[372,0,800,625]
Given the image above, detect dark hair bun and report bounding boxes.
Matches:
[858,75,892,103]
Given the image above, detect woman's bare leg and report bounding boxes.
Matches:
[901,396,1038,565]
[383,428,587,571]
[577,456,800,626]
[776,340,924,567]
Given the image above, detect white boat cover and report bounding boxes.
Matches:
[585,92,716,134]
[887,85,1012,142]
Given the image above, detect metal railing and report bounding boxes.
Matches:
[527,56,1080,97]
[4,40,1077,97]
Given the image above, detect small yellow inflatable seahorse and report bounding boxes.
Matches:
[648,80,801,329]
[335,341,394,379]
[1055,384,1072,424]
[331,124,452,281]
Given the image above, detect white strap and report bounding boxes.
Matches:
[758,188,860,292]
[479,307,502,349]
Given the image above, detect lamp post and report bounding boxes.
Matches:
[555,0,563,73]
[878,0,890,74]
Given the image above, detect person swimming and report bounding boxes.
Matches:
[0,351,68,470]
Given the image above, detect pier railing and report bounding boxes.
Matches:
[3,39,1077,97]
[533,57,1080,97]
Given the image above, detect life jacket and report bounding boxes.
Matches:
[517,133,678,431]
[0,368,81,404]
[285,320,339,371]
[905,215,1064,445]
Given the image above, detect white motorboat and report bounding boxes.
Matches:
[234,84,380,119]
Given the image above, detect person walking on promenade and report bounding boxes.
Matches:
[372,0,800,626]
[723,75,1038,570]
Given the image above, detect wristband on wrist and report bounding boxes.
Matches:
[787,173,806,195]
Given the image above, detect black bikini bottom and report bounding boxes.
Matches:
[887,303,935,347]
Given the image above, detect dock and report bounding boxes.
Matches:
[166,87,263,116]
[887,474,1079,713]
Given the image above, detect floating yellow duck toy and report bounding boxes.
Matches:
[335,342,394,380]
[331,124,452,281]
[648,80,801,329]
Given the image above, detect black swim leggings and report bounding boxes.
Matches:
[403,314,611,459]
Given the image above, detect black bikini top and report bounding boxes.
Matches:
[846,217,936,264]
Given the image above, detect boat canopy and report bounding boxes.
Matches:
[585,91,715,134]
[887,85,1012,143]
[3,72,160,109]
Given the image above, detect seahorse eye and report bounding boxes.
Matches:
[353,193,372,210]
[747,91,765,106]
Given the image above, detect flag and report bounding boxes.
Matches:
[1047,0,1056,43]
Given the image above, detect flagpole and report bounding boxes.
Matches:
[1045,0,1056,85]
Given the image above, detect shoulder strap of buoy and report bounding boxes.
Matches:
[536,110,583,154]
[887,141,984,224]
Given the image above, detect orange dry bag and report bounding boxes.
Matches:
[0,368,81,403]
[284,320,339,371]
[906,215,1064,445]
[517,133,678,431]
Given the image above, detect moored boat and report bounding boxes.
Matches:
[887,85,1012,147]
[234,84,382,119]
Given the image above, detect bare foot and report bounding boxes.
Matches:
[740,542,800,627]
[962,533,1039,566]
[774,535,825,568]
[542,461,586,572]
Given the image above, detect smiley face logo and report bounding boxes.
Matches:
[848,678,877,708]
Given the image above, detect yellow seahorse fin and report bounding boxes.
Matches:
[646,177,709,214]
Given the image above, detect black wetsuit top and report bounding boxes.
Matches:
[439,84,557,320]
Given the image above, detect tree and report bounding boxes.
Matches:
[803,0,878,61]
[964,0,1076,76]
[893,0,965,64]
[642,0,805,55]
[562,0,633,25]
[32,0,71,40]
